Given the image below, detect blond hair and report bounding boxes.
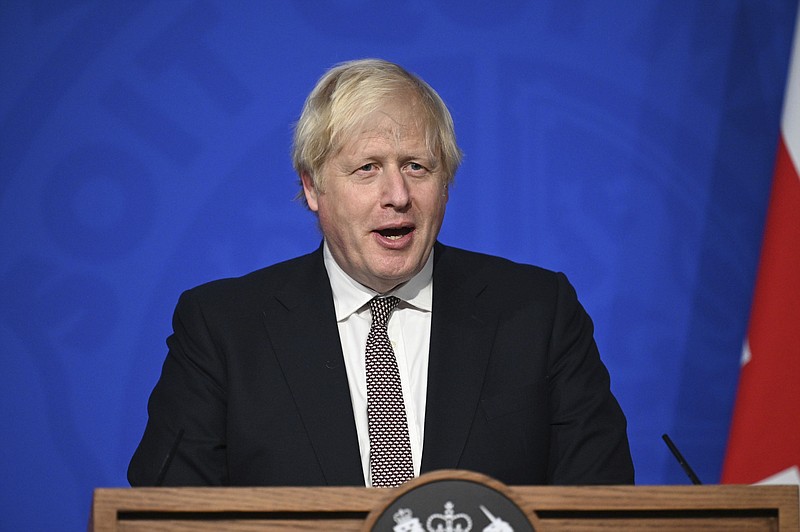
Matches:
[292,59,462,204]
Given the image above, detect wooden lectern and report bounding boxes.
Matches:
[90,471,799,531]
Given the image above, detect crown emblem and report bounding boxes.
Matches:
[426,502,472,532]
[389,501,515,532]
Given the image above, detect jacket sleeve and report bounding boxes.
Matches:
[545,272,634,485]
[128,289,228,486]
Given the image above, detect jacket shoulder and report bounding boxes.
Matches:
[436,244,561,284]
[180,249,322,308]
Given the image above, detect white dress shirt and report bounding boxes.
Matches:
[322,241,432,486]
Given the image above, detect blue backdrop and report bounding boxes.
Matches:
[1,1,797,530]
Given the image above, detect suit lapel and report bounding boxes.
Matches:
[258,244,496,481]
[421,244,496,472]
[261,247,364,486]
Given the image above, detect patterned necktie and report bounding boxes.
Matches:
[365,296,414,488]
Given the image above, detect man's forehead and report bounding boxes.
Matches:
[339,103,428,144]
[338,121,429,157]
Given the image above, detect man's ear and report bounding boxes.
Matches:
[300,172,319,212]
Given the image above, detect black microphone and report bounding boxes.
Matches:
[662,433,702,485]
[154,428,185,486]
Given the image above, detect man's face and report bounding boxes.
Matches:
[302,96,448,294]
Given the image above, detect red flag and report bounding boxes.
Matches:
[722,9,800,485]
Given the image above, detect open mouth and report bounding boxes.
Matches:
[376,226,414,240]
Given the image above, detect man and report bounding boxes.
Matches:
[129,59,634,487]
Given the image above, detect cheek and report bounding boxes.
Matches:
[318,198,361,238]
[315,201,338,236]
[331,193,372,222]
[425,191,448,222]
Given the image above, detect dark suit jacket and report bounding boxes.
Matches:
[128,243,633,486]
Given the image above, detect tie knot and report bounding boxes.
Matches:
[369,296,400,327]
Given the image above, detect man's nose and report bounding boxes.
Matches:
[380,166,411,210]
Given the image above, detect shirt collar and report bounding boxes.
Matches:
[323,240,434,321]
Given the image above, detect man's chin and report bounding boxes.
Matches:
[365,267,418,293]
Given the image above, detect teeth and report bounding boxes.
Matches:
[378,227,412,238]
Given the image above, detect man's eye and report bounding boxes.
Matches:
[358,163,375,172]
